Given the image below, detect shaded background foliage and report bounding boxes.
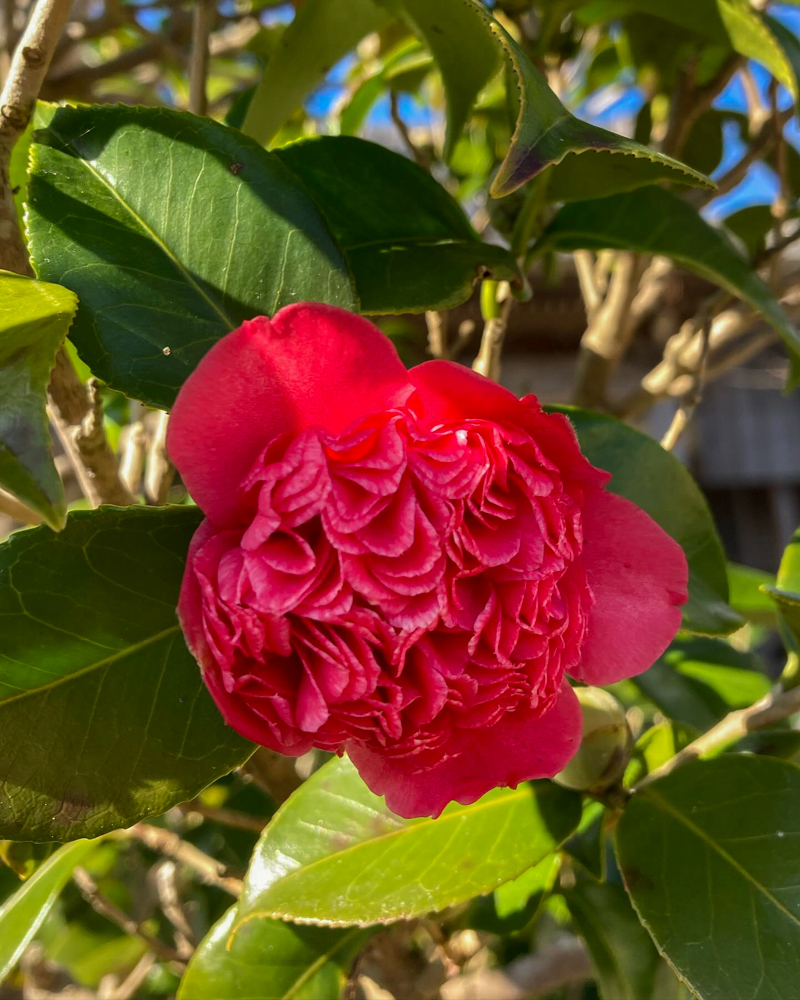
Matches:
[2,1,800,999]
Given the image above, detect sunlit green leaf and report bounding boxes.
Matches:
[0,272,77,530]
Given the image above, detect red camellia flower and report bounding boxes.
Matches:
[168,304,687,818]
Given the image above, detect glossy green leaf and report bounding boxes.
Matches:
[0,272,77,530]
[634,638,769,731]
[241,0,390,146]
[538,187,800,388]
[563,800,606,881]
[26,103,356,410]
[0,839,97,982]
[769,528,800,650]
[551,406,740,635]
[234,755,581,927]
[275,135,520,313]
[616,755,800,1000]
[377,0,499,160]
[454,2,710,198]
[339,38,432,137]
[0,506,253,842]
[727,562,778,628]
[179,905,370,1000]
[625,721,698,787]
[565,880,675,1000]
[612,0,800,102]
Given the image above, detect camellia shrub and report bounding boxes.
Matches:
[1,1,800,998]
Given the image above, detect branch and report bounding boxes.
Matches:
[179,799,266,833]
[638,684,800,789]
[473,282,513,383]
[144,409,174,505]
[188,0,212,116]
[48,370,135,506]
[0,0,74,274]
[572,252,645,409]
[72,866,186,965]
[129,823,244,896]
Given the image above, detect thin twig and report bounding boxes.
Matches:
[119,419,146,496]
[389,89,428,169]
[188,0,212,116]
[72,866,185,965]
[144,409,175,505]
[573,250,602,319]
[104,952,156,1000]
[179,799,266,833]
[130,823,244,896]
[660,308,712,451]
[48,372,135,507]
[153,861,195,957]
[472,284,513,382]
[638,684,800,789]
[425,310,448,359]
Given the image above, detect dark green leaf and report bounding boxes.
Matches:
[26,103,356,410]
[0,506,253,841]
[565,880,672,1000]
[724,204,779,258]
[616,755,800,1000]
[234,756,581,927]
[455,2,710,198]
[551,406,740,635]
[538,187,800,388]
[634,638,769,731]
[276,135,520,313]
[0,272,76,530]
[763,586,800,653]
[680,110,725,178]
[241,0,390,146]
[377,0,499,160]
[0,839,97,982]
[179,904,369,1000]
[728,562,778,628]
[625,720,698,786]
[563,800,606,881]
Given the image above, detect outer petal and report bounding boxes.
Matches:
[346,682,582,818]
[573,491,688,686]
[409,361,608,490]
[168,304,413,524]
[410,359,533,427]
[178,519,314,756]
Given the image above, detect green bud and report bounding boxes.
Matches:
[554,687,631,794]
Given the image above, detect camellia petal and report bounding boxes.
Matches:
[169,304,688,818]
[167,304,414,524]
[573,491,689,686]
[346,682,582,819]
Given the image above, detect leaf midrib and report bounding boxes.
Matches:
[0,625,181,708]
[236,783,555,926]
[643,786,800,929]
[47,124,236,330]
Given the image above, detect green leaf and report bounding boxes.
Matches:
[614,0,800,103]
[26,103,357,410]
[624,721,698,787]
[456,1,710,198]
[241,0,390,146]
[179,905,370,1000]
[634,638,769,731]
[768,528,800,650]
[234,755,581,927]
[339,38,432,137]
[275,135,520,313]
[376,0,499,161]
[724,204,779,258]
[0,839,97,982]
[0,506,253,842]
[550,406,740,636]
[727,562,778,628]
[616,755,800,1000]
[0,272,77,530]
[565,880,670,1000]
[537,187,800,388]
[563,800,606,881]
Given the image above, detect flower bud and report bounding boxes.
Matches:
[554,687,631,794]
